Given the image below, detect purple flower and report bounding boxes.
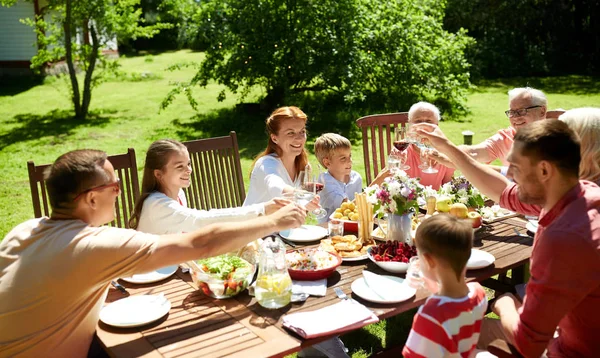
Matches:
[376,189,391,204]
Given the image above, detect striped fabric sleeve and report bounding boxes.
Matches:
[402,311,454,358]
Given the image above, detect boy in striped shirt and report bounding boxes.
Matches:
[403,214,488,358]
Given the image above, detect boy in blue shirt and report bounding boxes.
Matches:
[314,133,363,223]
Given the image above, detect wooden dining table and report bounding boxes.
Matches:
[97,215,533,358]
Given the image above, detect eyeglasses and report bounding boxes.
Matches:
[73,178,121,202]
[504,105,541,118]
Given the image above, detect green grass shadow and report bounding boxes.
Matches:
[0,109,116,151]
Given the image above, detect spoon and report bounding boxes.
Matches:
[291,292,309,302]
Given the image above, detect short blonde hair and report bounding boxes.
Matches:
[559,107,600,183]
[314,133,351,167]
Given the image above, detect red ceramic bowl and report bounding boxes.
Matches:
[286,248,342,281]
[328,213,358,233]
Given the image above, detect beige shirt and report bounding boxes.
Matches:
[0,218,160,357]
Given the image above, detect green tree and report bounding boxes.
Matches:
[162,0,474,117]
[2,0,169,119]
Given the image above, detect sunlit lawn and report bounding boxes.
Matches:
[1,50,599,357]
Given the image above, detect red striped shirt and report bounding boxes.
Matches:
[403,282,487,358]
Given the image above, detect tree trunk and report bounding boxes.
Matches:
[63,0,82,119]
[81,22,100,119]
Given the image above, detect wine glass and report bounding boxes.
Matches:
[420,142,438,174]
[392,126,410,170]
[303,164,328,220]
[294,171,316,209]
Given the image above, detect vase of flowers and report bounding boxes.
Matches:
[438,177,486,209]
[366,170,424,244]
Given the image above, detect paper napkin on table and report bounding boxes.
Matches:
[282,300,379,339]
[292,279,327,297]
[362,271,406,301]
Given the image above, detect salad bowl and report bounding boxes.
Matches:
[188,255,256,299]
[285,248,342,281]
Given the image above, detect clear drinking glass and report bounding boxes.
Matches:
[299,165,328,221]
[406,256,424,289]
[328,219,344,237]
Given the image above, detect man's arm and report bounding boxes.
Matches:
[457,143,494,164]
[137,204,305,272]
[414,124,510,203]
[492,293,522,344]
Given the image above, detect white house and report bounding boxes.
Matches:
[0,0,118,76]
[0,0,39,75]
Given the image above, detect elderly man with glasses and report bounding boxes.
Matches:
[0,149,305,357]
[431,87,548,172]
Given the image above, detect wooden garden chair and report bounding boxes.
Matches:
[356,112,409,184]
[27,148,140,229]
[181,131,246,210]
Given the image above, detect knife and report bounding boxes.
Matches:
[111,280,128,295]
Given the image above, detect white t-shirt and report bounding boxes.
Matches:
[0,218,160,357]
[244,154,298,206]
[138,189,265,234]
[319,171,363,222]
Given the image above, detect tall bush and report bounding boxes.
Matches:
[162,0,474,118]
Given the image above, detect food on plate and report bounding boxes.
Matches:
[320,234,374,258]
[479,204,514,221]
[436,195,452,213]
[449,203,469,219]
[285,249,339,271]
[467,211,482,228]
[193,255,254,298]
[370,241,417,263]
[332,201,360,221]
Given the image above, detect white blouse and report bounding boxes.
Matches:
[137,189,265,234]
[243,154,298,206]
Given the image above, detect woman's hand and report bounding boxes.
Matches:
[305,195,321,212]
[264,198,292,215]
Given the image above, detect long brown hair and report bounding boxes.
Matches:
[250,106,309,179]
[129,139,187,229]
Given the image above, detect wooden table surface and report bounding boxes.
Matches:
[97,216,533,358]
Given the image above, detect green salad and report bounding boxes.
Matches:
[196,255,253,280]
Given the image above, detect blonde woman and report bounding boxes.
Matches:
[559,107,600,184]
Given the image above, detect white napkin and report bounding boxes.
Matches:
[282,300,379,339]
[292,279,327,297]
[362,271,406,301]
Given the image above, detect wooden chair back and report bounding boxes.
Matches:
[182,131,246,210]
[546,109,566,119]
[355,112,409,184]
[27,148,140,228]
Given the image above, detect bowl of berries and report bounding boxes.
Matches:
[367,241,418,274]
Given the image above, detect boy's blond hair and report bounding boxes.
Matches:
[415,214,473,280]
[314,133,351,167]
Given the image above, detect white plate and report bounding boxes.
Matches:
[279,225,328,243]
[100,294,171,328]
[342,254,369,262]
[351,276,416,304]
[467,249,495,270]
[526,221,538,234]
[120,265,179,284]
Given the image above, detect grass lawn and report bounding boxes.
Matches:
[1,50,599,357]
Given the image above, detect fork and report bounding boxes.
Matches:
[334,287,349,300]
[513,228,530,238]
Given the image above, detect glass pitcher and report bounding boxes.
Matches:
[255,236,292,309]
